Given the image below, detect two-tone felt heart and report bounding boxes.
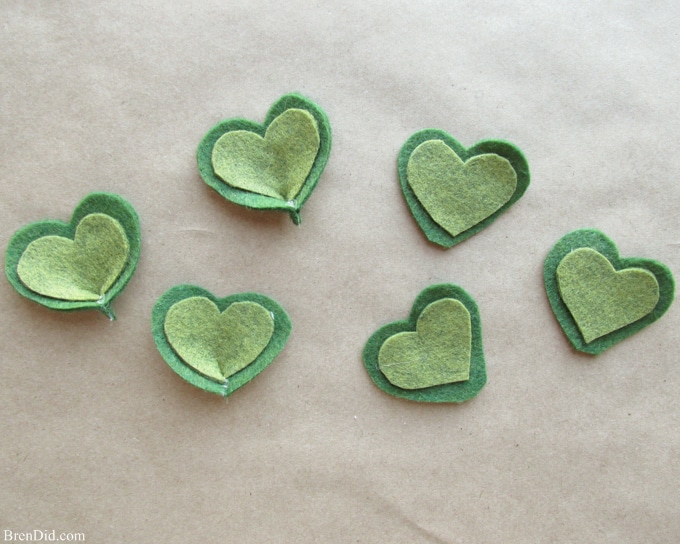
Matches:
[152,285,292,397]
[363,283,486,403]
[5,192,140,319]
[197,93,331,225]
[544,229,675,354]
[398,129,530,248]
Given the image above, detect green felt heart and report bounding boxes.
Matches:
[398,130,530,248]
[544,229,675,354]
[152,285,292,397]
[212,108,320,201]
[164,297,275,382]
[363,284,486,403]
[557,248,660,343]
[197,93,332,225]
[5,192,141,319]
[378,298,471,389]
[407,140,517,237]
[17,213,129,302]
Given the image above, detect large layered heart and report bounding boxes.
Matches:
[398,129,530,248]
[5,192,140,318]
[544,229,674,354]
[197,93,331,225]
[152,285,292,397]
[363,283,486,403]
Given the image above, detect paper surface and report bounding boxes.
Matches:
[1,1,679,542]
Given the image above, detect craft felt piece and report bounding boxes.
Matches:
[544,229,675,355]
[152,285,292,397]
[378,298,471,389]
[197,93,331,225]
[363,284,486,403]
[398,129,530,248]
[5,192,141,319]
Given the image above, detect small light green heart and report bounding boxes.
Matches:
[17,213,129,301]
[164,297,275,383]
[378,298,471,390]
[211,108,320,202]
[557,248,660,343]
[407,140,517,237]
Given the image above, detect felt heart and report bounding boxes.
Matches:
[5,192,141,319]
[407,140,517,237]
[212,108,319,201]
[17,213,129,302]
[378,298,471,389]
[363,283,486,403]
[544,229,675,354]
[197,93,331,224]
[152,285,292,397]
[398,129,530,248]
[557,248,659,343]
[164,297,275,382]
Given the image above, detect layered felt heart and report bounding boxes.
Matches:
[544,229,675,354]
[5,192,140,319]
[197,93,331,225]
[363,284,486,402]
[152,285,292,397]
[398,129,530,248]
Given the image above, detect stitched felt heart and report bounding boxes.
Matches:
[544,229,675,354]
[197,93,331,225]
[363,284,486,403]
[398,129,530,248]
[152,285,292,397]
[5,192,140,319]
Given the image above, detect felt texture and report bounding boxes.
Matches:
[17,213,129,302]
[152,285,292,397]
[407,140,517,237]
[197,93,331,225]
[363,284,486,403]
[212,108,320,201]
[544,229,675,354]
[378,298,471,389]
[398,129,530,248]
[164,298,275,383]
[557,248,660,343]
[5,192,141,319]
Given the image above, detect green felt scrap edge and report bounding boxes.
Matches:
[362,283,486,403]
[197,93,332,225]
[544,229,675,355]
[5,192,141,319]
[398,129,530,248]
[152,284,292,397]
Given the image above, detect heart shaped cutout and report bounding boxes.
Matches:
[5,192,141,318]
[398,129,530,248]
[363,284,486,403]
[197,93,331,225]
[378,298,472,389]
[152,285,292,397]
[544,229,675,354]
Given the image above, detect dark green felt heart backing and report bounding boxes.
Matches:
[197,93,331,225]
[544,229,675,355]
[362,283,486,403]
[398,129,530,248]
[152,284,292,397]
[5,192,141,319]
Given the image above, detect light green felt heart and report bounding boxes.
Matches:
[211,108,320,201]
[556,248,660,343]
[407,140,517,237]
[16,213,129,301]
[164,297,275,383]
[378,298,471,389]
